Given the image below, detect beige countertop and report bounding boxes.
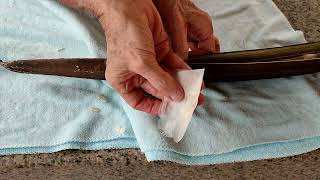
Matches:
[1,0,320,179]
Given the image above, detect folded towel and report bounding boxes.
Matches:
[1,0,319,165]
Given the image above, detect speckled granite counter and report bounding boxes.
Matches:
[1,0,320,179]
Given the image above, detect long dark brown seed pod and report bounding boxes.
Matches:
[1,42,320,82]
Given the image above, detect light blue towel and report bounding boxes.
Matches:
[1,0,320,165]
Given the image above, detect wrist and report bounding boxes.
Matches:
[96,1,148,37]
[60,0,128,18]
[60,0,107,16]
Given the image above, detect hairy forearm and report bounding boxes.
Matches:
[60,0,157,51]
[59,0,135,21]
[60,0,142,35]
[59,0,104,15]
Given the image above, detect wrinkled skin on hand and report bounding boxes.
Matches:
[60,0,209,115]
[153,0,220,60]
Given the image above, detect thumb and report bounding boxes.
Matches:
[136,62,184,102]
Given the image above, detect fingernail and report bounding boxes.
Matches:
[170,87,184,101]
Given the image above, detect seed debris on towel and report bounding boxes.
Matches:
[90,107,101,113]
[97,94,108,102]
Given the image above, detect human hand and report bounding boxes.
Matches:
[153,0,220,60]
[60,0,195,115]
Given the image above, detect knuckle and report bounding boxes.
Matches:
[104,72,118,89]
[199,11,213,24]
[204,12,212,19]
[158,79,169,90]
[155,40,170,61]
[104,69,112,81]
[130,58,148,72]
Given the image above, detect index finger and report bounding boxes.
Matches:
[121,88,162,115]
